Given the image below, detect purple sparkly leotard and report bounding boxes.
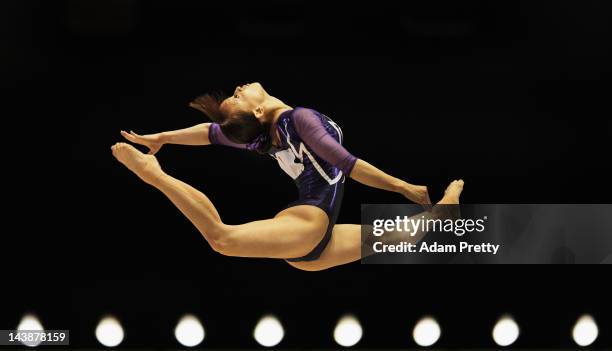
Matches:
[208,107,358,261]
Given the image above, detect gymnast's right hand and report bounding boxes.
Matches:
[120,130,164,155]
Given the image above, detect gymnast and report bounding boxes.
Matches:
[111,82,464,271]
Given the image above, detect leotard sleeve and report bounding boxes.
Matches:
[208,123,248,149]
[291,108,358,176]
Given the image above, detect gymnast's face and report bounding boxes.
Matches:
[219,82,268,118]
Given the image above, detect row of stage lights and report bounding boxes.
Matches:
[16,313,599,348]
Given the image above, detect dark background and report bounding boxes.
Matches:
[2,0,611,349]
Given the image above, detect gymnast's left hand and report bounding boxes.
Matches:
[120,130,164,155]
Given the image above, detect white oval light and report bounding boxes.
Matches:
[572,314,598,347]
[333,314,363,347]
[253,314,284,347]
[95,315,124,347]
[413,316,441,347]
[174,314,205,347]
[17,314,44,347]
[492,315,520,346]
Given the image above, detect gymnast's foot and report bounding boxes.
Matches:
[437,179,464,204]
[111,142,164,185]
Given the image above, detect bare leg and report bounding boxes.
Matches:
[112,142,224,245]
[111,142,329,258]
[287,180,465,271]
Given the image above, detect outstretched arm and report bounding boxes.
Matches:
[120,123,213,154]
[160,123,213,145]
[349,159,431,205]
[121,122,250,154]
[121,96,250,153]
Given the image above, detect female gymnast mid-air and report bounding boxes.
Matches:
[111,82,464,271]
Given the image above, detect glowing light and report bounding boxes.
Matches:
[492,315,520,346]
[17,314,44,347]
[174,314,205,347]
[572,314,598,347]
[253,314,284,347]
[333,314,363,347]
[95,315,124,347]
[412,316,441,347]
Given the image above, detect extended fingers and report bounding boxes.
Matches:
[121,130,139,142]
[130,130,147,139]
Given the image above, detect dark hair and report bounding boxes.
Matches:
[194,92,273,154]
